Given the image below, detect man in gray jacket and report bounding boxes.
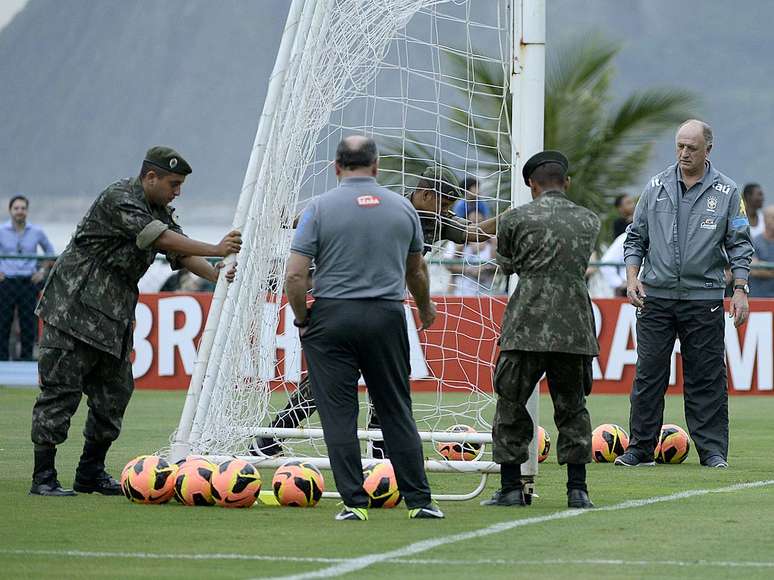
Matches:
[617,119,752,469]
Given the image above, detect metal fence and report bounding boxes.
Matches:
[2,253,774,363]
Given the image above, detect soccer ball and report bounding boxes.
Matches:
[272,461,325,507]
[537,426,551,463]
[655,424,691,464]
[362,462,402,508]
[592,423,629,463]
[174,457,217,506]
[211,459,262,508]
[435,424,484,461]
[120,455,177,504]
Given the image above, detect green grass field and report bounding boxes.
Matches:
[1,387,773,580]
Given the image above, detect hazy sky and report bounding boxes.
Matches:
[0,0,27,30]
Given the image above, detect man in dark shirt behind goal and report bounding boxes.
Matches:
[252,165,497,458]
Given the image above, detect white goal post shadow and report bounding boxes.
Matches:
[170,0,547,501]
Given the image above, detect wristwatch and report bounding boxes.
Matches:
[733,284,750,294]
[293,311,311,328]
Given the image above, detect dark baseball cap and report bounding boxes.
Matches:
[419,165,462,199]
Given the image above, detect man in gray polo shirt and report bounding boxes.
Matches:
[618,120,753,469]
[285,135,443,521]
[252,165,494,459]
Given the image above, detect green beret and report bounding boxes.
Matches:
[419,165,461,199]
[144,146,192,175]
[522,150,568,185]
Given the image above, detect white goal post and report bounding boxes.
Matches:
[169,0,545,501]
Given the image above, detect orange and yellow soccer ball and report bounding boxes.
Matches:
[121,455,177,504]
[211,459,262,508]
[272,461,325,507]
[537,426,551,463]
[174,457,217,506]
[592,424,629,463]
[655,424,691,464]
[362,462,402,508]
[435,424,484,461]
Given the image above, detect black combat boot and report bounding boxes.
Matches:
[567,463,594,508]
[30,446,76,496]
[73,441,122,495]
[481,463,528,506]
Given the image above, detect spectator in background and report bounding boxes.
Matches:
[452,176,491,220]
[612,193,635,239]
[0,195,55,360]
[444,210,497,295]
[598,232,627,297]
[742,183,765,238]
[749,206,774,297]
[160,268,215,292]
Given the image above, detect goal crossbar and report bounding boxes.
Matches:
[253,426,493,445]
[200,455,501,474]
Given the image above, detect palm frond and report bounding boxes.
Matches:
[377,33,698,241]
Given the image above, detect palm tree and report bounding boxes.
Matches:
[380,33,697,223]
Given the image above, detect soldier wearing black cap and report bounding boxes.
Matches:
[482,150,600,509]
[29,147,242,497]
[251,163,495,458]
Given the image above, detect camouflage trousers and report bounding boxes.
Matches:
[31,323,134,447]
[492,350,592,465]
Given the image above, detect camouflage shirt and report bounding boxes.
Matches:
[404,193,471,254]
[496,190,600,355]
[36,177,185,358]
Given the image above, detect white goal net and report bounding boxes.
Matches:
[170,0,533,479]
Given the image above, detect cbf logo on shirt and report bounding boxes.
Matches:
[357,195,380,207]
[706,196,718,212]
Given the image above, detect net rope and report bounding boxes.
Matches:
[176,0,512,461]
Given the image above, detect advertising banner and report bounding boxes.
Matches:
[132,294,773,395]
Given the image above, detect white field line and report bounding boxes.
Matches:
[2,549,774,570]
[2,480,772,577]
[258,479,774,580]
[0,549,344,564]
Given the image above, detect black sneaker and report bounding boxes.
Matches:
[408,503,445,519]
[614,451,655,467]
[249,436,283,457]
[335,506,369,521]
[29,480,77,497]
[567,489,594,509]
[73,471,122,495]
[480,488,527,506]
[702,455,728,469]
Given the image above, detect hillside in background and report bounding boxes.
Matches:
[0,0,289,222]
[0,0,771,223]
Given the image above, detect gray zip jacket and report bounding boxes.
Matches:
[624,161,753,300]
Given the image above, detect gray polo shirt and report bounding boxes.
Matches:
[291,176,424,300]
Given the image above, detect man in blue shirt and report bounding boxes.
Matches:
[0,195,55,360]
[451,176,491,220]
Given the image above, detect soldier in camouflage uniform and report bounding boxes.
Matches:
[482,151,599,509]
[252,165,494,458]
[30,147,242,496]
